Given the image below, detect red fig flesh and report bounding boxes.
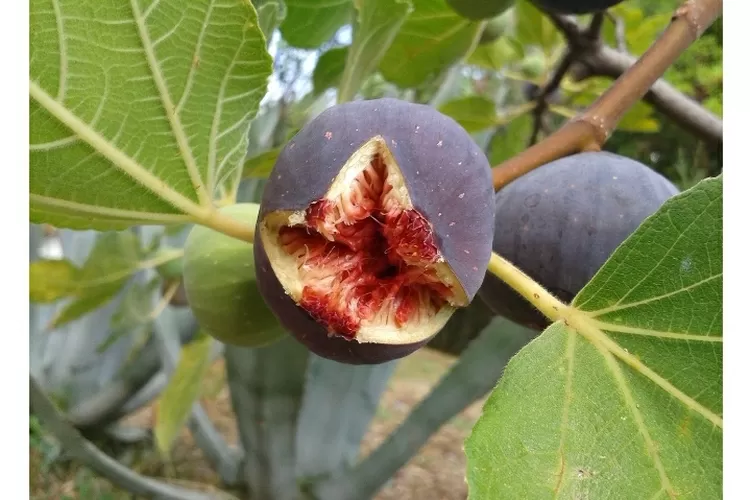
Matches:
[255,98,494,364]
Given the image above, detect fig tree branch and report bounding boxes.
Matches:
[491,0,723,191]
[573,44,723,143]
[528,51,576,147]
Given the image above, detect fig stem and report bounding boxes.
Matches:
[148,280,181,320]
[486,252,569,325]
[490,0,723,191]
[197,208,256,243]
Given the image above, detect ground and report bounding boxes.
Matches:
[30,347,489,500]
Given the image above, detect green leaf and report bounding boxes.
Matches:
[627,13,672,55]
[514,0,561,51]
[155,333,214,458]
[279,0,354,48]
[467,36,523,71]
[566,78,660,133]
[47,232,142,329]
[97,277,161,353]
[29,259,80,303]
[337,0,413,103]
[257,0,288,41]
[30,0,272,231]
[439,96,500,133]
[242,147,282,179]
[313,47,349,95]
[379,0,483,88]
[616,102,661,133]
[466,176,722,499]
[487,113,534,165]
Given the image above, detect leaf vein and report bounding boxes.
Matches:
[207,38,246,196]
[51,0,68,102]
[608,197,718,307]
[29,80,204,218]
[30,194,193,224]
[586,273,721,318]
[174,0,215,115]
[595,340,676,497]
[594,321,723,342]
[129,0,211,206]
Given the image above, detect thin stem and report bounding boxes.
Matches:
[486,252,569,324]
[196,208,256,243]
[491,0,723,191]
[148,280,180,320]
[528,51,576,146]
[585,13,605,39]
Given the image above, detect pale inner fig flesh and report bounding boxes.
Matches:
[259,137,467,345]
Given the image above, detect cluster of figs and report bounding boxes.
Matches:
[183,95,678,365]
[180,0,673,366]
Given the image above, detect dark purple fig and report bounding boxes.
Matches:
[478,151,679,331]
[531,0,624,15]
[254,98,495,364]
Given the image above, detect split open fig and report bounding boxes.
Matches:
[254,98,495,364]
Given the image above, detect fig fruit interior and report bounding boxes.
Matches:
[259,136,467,345]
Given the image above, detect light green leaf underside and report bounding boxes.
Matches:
[514,0,561,51]
[279,0,353,49]
[439,96,503,133]
[466,176,723,500]
[378,0,482,88]
[337,0,413,103]
[30,0,272,229]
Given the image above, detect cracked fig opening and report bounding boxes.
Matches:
[259,136,469,345]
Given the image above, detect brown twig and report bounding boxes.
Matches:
[585,12,606,39]
[491,0,723,191]
[528,51,576,147]
[574,44,723,143]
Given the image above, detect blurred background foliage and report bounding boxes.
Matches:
[30,0,722,498]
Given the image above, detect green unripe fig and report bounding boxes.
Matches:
[478,9,515,44]
[520,52,546,79]
[447,0,515,21]
[183,203,286,347]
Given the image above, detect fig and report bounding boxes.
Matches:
[254,98,495,365]
[531,0,624,15]
[478,151,679,331]
[447,0,515,21]
[520,52,546,79]
[478,10,515,44]
[183,203,286,347]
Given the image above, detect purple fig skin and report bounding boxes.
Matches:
[254,98,495,364]
[259,97,494,298]
[478,151,680,331]
[254,235,432,364]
